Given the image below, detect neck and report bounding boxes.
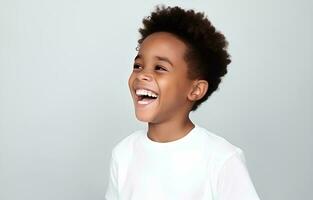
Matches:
[147,115,195,143]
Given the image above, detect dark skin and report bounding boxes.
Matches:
[128,32,208,143]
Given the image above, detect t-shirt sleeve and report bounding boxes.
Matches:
[105,150,119,200]
[216,148,261,200]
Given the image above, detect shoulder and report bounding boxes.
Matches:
[111,130,144,160]
[195,125,244,163]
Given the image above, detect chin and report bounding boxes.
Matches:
[135,111,156,123]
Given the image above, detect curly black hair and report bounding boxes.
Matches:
[137,5,231,111]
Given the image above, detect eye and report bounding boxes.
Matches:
[155,65,167,71]
[133,63,142,70]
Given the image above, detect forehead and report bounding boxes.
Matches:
[137,32,188,61]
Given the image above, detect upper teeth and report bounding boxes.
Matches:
[136,89,158,98]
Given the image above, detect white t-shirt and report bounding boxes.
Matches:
[105,124,260,200]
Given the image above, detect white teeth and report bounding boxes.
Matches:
[135,89,158,98]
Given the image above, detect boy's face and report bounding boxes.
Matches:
[128,32,194,123]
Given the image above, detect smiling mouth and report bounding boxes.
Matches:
[135,89,159,105]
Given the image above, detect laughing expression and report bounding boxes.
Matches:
[128,32,194,123]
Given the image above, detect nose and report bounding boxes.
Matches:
[137,70,153,82]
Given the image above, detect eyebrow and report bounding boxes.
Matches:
[134,54,173,66]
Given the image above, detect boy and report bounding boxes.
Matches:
[105,5,260,200]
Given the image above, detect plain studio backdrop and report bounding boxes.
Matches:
[0,0,312,199]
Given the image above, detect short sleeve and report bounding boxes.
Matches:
[216,149,261,200]
[105,150,119,200]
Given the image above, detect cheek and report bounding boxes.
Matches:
[177,79,191,96]
[176,71,193,94]
[158,76,179,98]
[128,73,135,89]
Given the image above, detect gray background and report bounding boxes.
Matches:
[0,0,312,199]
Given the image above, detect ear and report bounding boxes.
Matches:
[187,80,209,102]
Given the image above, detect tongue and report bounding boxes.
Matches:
[138,97,156,105]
